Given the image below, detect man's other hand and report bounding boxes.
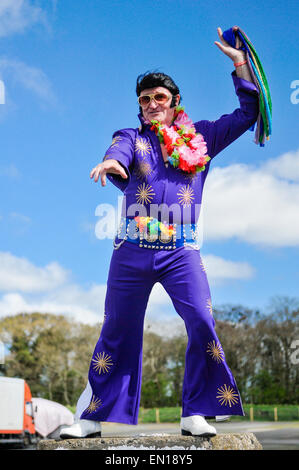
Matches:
[90,159,128,187]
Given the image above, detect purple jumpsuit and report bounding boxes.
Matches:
[75,70,260,424]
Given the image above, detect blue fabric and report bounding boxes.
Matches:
[222,27,247,53]
[222,27,257,140]
[222,27,236,47]
[222,26,271,147]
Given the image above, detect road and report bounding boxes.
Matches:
[100,420,299,450]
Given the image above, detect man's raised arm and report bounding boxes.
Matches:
[194,70,259,159]
[193,26,260,160]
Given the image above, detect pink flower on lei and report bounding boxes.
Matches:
[191,133,206,145]
[149,106,210,173]
[177,144,198,165]
[163,125,179,144]
[178,141,208,167]
[174,110,194,131]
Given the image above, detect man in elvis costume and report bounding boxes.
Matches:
[61,27,259,439]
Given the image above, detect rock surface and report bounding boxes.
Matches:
[37,432,262,450]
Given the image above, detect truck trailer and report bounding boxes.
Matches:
[0,377,37,447]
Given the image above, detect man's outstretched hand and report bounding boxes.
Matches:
[90,159,128,187]
[214,26,246,62]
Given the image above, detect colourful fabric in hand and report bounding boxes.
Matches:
[222,26,272,147]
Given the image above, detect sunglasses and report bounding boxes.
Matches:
[138,92,172,107]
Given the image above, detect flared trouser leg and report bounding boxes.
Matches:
[156,247,245,418]
[76,242,244,424]
[77,242,155,425]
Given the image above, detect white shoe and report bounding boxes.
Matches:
[181,415,217,437]
[60,419,102,439]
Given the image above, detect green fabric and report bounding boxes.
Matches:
[236,27,272,146]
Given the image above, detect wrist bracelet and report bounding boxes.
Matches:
[234,59,247,67]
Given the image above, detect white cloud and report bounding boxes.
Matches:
[0,254,107,323]
[0,0,46,37]
[0,254,173,324]
[203,148,299,247]
[262,149,299,182]
[144,317,186,339]
[0,2,55,107]
[0,251,118,324]
[0,252,70,293]
[147,282,172,307]
[202,254,255,285]
[0,288,186,335]
[0,290,103,325]
[0,250,254,325]
[0,57,56,105]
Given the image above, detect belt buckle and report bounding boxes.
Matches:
[159,232,173,244]
[135,217,178,249]
[143,231,158,243]
[159,221,176,244]
[139,226,158,244]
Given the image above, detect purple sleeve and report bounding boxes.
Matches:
[194,70,260,159]
[102,128,135,192]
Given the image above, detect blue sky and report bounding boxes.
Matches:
[0,0,298,332]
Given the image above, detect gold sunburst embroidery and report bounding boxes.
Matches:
[216,384,239,407]
[136,183,155,205]
[92,352,113,374]
[111,136,122,148]
[135,137,151,157]
[207,298,213,316]
[85,395,102,413]
[177,185,195,207]
[206,340,225,363]
[133,161,153,181]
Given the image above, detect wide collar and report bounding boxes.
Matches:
[138,113,150,133]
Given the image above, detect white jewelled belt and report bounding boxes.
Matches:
[113,217,200,250]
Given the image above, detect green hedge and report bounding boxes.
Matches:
[66,404,299,422]
[138,405,299,423]
[239,404,299,421]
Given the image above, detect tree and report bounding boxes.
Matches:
[0,312,100,405]
[141,330,170,407]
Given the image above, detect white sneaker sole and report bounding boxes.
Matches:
[181,428,216,437]
[60,430,102,440]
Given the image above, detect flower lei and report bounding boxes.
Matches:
[150,106,210,174]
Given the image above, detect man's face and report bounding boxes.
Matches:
[139,86,180,126]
